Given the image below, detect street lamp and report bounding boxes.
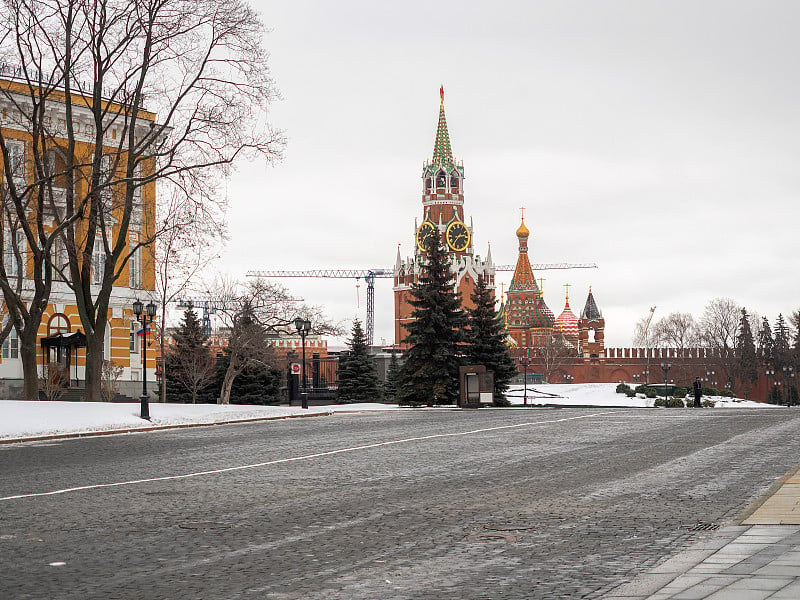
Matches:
[294,317,311,409]
[660,362,672,408]
[519,348,532,406]
[565,374,574,384]
[766,368,774,403]
[783,366,795,407]
[133,298,157,420]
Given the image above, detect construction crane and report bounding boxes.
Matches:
[247,269,393,346]
[247,262,597,347]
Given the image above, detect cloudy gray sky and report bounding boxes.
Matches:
[221,0,800,347]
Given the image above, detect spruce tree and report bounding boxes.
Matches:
[383,350,401,402]
[463,273,517,405]
[736,308,758,398]
[774,314,791,369]
[337,319,382,403]
[397,236,464,406]
[164,305,215,403]
[758,317,774,365]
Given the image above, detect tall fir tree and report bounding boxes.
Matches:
[773,313,791,369]
[337,319,382,403]
[758,316,774,365]
[163,305,215,403]
[463,273,517,405]
[397,236,464,406]
[736,308,758,398]
[383,350,401,402]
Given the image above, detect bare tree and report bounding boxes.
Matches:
[209,277,341,405]
[652,312,698,350]
[153,188,225,402]
[169,342,216,404]
[699,297,741,388]
[0,0,284,401]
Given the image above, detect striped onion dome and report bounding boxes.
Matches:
[531,295,555,328]
[555,295,579,340]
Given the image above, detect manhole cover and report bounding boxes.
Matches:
[687,522,719,531]
[179,522,231,531]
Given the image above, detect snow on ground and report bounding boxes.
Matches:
[0,383,778,442]
[506,382,776,409]
[0,400,397,441]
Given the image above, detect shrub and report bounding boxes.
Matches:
[644,387,657,398]
[635,384,648,394]
[616,382,633,394]
[625,389,637,397]
[702,398,716,408]
[672,386,688,398]
[702,386,719,396]
[719,389,735,398]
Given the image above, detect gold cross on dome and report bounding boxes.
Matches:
[564,283,571,300]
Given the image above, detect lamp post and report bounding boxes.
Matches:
[660,362,672,408]
[133,299,157,420]
[519,348,532,406]
[294,317,311,409]
[766,368,774,403]
[565,374,574,384]
[783,366,794,407]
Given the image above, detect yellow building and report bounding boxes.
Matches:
[0,74,157,399]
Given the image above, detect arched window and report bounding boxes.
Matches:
[436,171,446,188]
[48,314,70,336]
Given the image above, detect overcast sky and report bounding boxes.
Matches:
[217,1,800,348]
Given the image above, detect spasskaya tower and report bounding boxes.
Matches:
[393,87,495,347]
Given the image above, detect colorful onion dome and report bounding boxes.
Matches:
[555,294,579,340]
[531,295,555,328]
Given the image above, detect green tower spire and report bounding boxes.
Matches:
[431,86,454,170]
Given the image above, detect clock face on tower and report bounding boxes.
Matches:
[445,220,471,252]
[416,220,437,252]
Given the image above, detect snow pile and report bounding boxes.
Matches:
[0,400,396,441]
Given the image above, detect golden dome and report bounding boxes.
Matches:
[516,217,530,238]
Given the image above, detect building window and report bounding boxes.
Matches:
[6,139,25,186]
[2,323,19,359]
[51,235,68,281]
[130,321,140,354]
[92,236,105,285]
[130,163,142,230]
[128,244,141,289]
[4,228,25,277]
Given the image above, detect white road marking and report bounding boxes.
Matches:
[0,412,608,502]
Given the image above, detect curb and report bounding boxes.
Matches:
[0,409,336,445]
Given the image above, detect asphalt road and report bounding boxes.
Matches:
[2,407,800,600]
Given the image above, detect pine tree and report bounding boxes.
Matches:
[337,319,382,403]
[758,317,774,365]
[383,350,401,402]
[397,236,464,406]
[774,314,791,369]
[463,274,517,405]
[736,308,758,398]
[164,305,215,403]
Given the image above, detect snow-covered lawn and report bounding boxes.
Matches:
[0,400,397,442]
[0,383,778,442]
[506,382,775,409]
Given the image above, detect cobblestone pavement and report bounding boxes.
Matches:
[1,408,799,599]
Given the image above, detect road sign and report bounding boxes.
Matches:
[290,363,301,375]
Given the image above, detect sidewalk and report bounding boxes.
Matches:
[605,469,800,599]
